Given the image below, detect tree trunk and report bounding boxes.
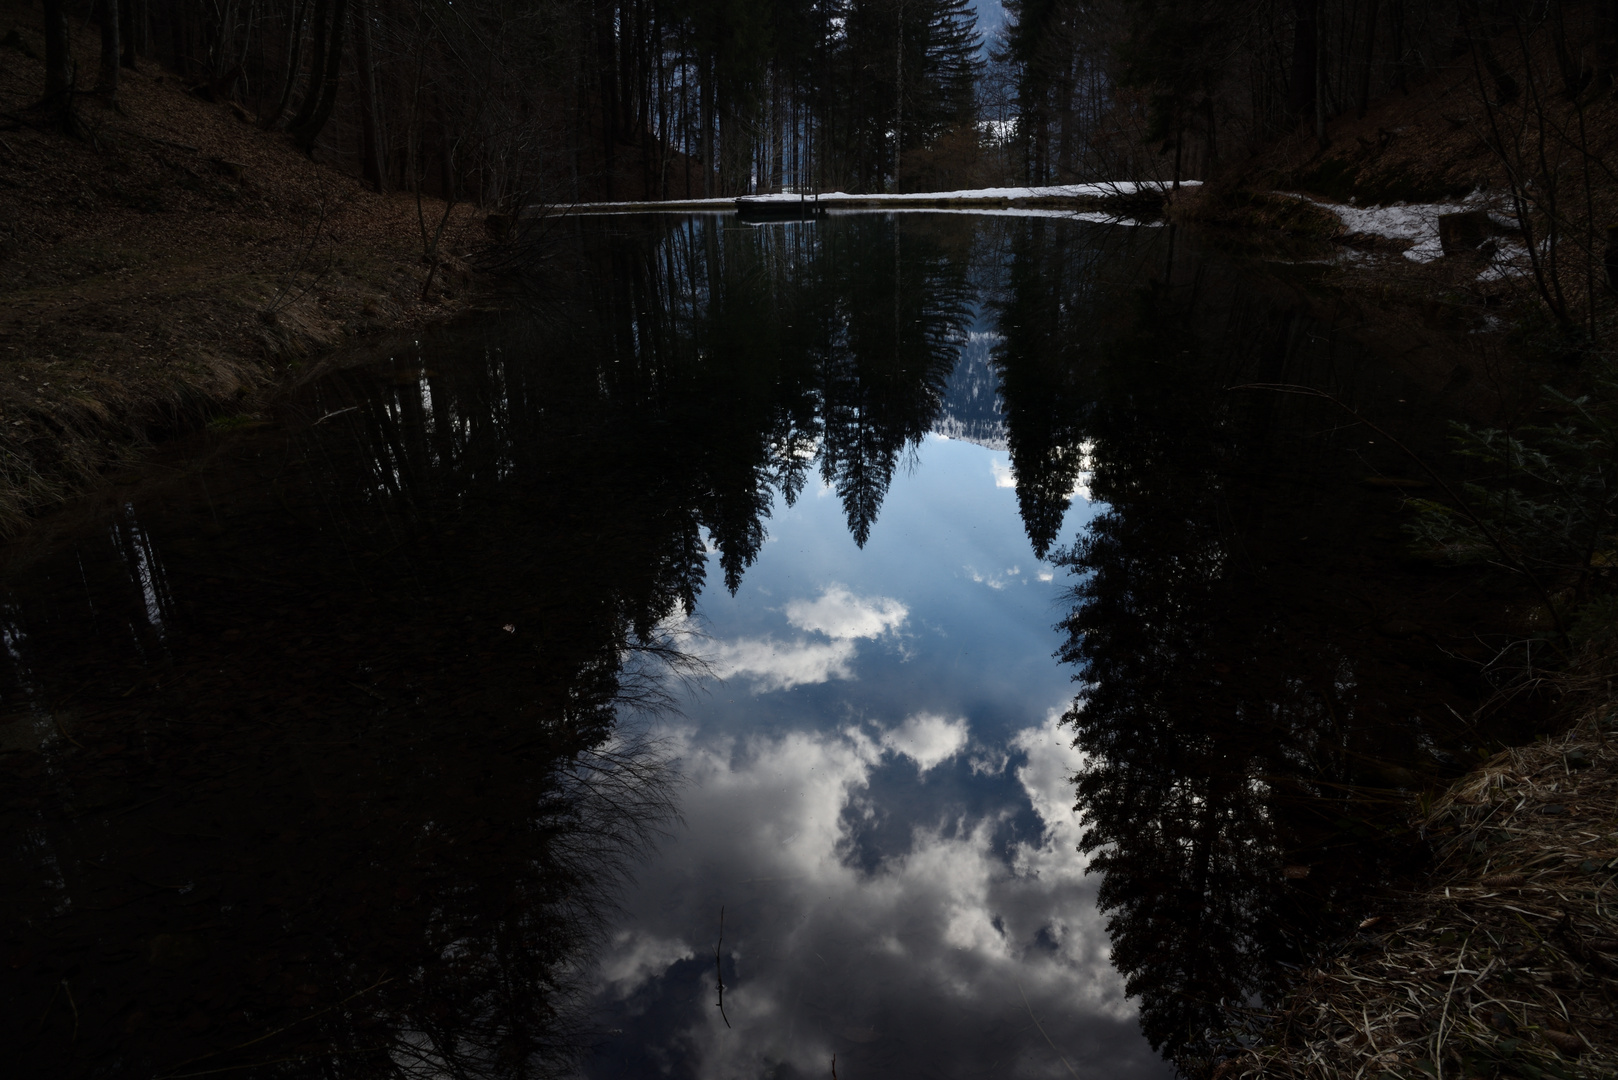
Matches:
[291,0,349,153]
[120,0,137,68]
[1356,0,1380,117]
[287,0,331,133]
[354,0,385,190]
[1292,0,1317,128]
[267,0,308,129]
[97,0,121,100]
[42,0,72,104]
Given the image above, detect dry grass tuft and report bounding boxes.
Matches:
[1217,710,1618,1079]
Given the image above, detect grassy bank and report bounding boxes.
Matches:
[0,14,491,535]
[1219,697,1618,1080]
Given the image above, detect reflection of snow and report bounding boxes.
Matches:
[594,710,1139,1078]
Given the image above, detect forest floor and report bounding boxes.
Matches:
[0,10,491,536]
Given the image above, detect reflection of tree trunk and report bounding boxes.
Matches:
[96,0,120,101]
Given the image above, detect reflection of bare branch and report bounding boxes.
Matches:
[1017,979,1080,1080]
[715,905,731,1029]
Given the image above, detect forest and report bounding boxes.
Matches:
[28,0,1611,205]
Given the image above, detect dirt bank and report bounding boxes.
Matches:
[0,13,493,535]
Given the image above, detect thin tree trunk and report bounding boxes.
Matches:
[354,0,385,190]
[266,0,307,129]
[1292,0,1317,129]
[43,0,72,104]
[287,0,331,133]
[1356,0,1380,117]
[893,0,903,190]
[120,0,137,68]
[291,0,350,152]
[97,0,120,100]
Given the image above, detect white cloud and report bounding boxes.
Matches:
[881,712,970,773]
[706,636,859,692]
[784,584,907,640]
[992,458,1017,488]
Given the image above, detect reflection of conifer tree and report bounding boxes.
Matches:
[988,218,1104,559]
[817,215,973,545]
[1050,278,1527,1068]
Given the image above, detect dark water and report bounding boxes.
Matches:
[1,213,1541,1079]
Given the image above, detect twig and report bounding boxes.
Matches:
[1018,979,1080,1079]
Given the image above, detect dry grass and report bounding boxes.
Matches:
[0,1,490,535]
[1216,709,1618,1080]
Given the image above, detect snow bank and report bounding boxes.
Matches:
[739,181,1196,203]
[1311,190,1513,264]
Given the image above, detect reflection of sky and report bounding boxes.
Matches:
[586,436,1170,1079]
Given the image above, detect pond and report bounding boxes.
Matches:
[0,212,1544,1078]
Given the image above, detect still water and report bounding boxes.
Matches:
[1,213,1540,1078]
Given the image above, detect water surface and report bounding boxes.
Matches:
[0,212,1540,1078]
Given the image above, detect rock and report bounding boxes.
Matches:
[1438,210,1492,256]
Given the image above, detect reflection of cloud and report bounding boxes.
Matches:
[966,565,1022,589]
[992,459,1017,488]
[591,712,1158,1080]
[597,930,693,994]
[785,584,907,640]
[707,636,858,692]
[707,586,908,693]
[881,712,969,773]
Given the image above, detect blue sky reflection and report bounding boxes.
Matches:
[586,433,1171,1079]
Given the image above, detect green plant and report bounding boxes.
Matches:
[1406,372,1618,640]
